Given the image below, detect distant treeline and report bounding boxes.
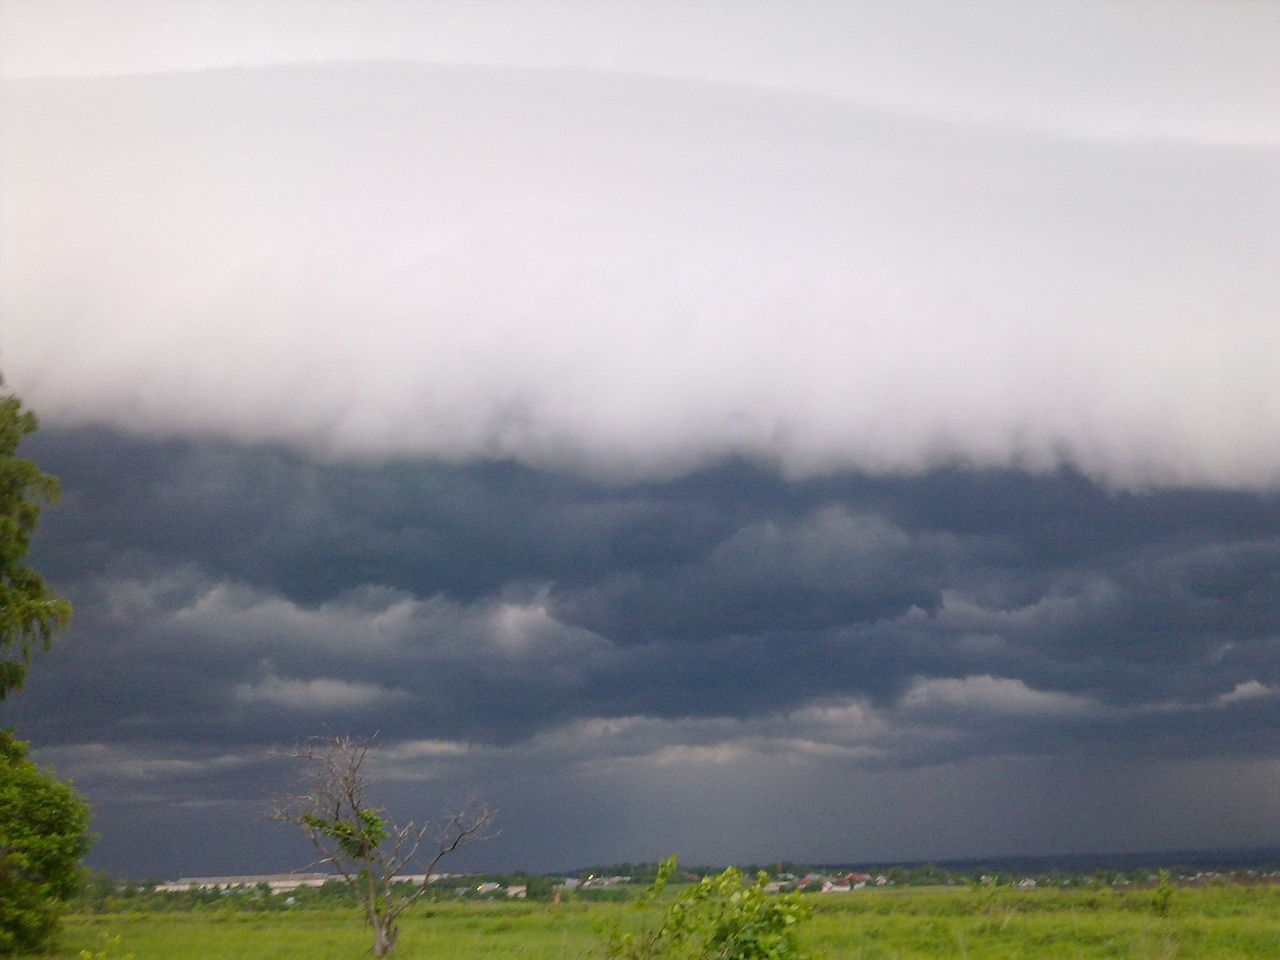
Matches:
[814,847,1280,881]
[73,850,1280,914]
[569,850,1280,889]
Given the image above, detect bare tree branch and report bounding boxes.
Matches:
[269,735,494,958]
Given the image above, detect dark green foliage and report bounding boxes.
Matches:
[301,808,391,861]
[605,856,816,960]
[523,876,557,902]
[0,385,89,955]
[0,390,71,700]
[0,731,93,954]
[1152,869,1176,918]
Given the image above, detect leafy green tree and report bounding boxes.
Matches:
[0,388,71,700]
[0,732,92,954]
[606,856,816,960]
[271,736,493,958]
[523,875,557,901]
[0,383,90,955]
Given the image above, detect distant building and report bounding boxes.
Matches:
[396,874,447,885]
[154,873,332,893]
[581,875,630,888]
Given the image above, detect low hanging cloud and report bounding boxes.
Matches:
[7,435,1277,873]
[232,675,400,710]
[12,435,1279,773]
[2,61,1277,489]
[899,675,1094,718]
[1218,680,1273,706]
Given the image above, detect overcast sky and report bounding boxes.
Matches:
[1,0,1278,878]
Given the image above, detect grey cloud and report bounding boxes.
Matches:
[5,430,1279,876]
[558,507,953,642]
[232,675,403,710]
[11,430,1279,763]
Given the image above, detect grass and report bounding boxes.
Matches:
[52,884,1280,959]
[58,902,604,960]
[804,885,1280,959]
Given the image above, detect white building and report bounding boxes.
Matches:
[154,873,333,893]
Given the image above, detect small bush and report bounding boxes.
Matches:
[1152,871,1176,918]
[604,856,816,960]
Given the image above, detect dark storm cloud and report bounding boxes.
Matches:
[23,427,729,602]
[11,428,1280,761]
[7,430,1280,874]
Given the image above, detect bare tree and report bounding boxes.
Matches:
[270,735,494,958]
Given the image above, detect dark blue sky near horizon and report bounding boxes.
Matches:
[2,2,1278,878]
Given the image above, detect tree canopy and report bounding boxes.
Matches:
[0,732,92,954]
[0,382,90,955]
[0,390,71,699]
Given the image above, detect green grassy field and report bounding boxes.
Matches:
[54,885,1280,959]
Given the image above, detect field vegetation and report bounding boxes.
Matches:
[51,881,1280,959]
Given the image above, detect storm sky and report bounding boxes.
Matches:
[1,1,1278,878]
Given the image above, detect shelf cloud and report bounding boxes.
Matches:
[3,58,1277,488]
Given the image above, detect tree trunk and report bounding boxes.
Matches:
[372,915,399,957]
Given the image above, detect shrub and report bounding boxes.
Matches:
[1152,870,1176,918]
[605,856,816,960]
